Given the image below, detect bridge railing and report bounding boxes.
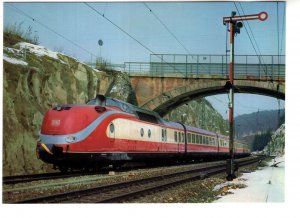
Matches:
[124,54,285,80]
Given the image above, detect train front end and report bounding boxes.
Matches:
[36,103,107,168]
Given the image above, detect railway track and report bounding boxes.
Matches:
[3,171,102,185]
[15,156,264,203]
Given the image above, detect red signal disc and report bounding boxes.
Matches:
[258,12,268,21]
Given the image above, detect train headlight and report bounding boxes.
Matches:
[65,135,77,143]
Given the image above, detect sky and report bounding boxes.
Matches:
[3,1,286,117]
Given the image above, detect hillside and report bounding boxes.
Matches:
[235,109,285,139]
[3,42,137,176]
[164,99,228,135]
[263,124,285,156]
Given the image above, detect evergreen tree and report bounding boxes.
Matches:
[252,130,272,151]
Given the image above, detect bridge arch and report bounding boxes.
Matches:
[138,79,285,116]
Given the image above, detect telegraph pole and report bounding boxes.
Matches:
[223,11,268,181]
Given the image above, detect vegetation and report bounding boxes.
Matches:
[252,130,272,151]
[235,109,285,138]
[95,57,113,71]
[4,22,39,47]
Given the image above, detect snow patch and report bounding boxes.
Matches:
[214,156,285,202]
[3,54,28,66]
[110,85,118,92]
[213,181,244,192]
[17,42,66,64]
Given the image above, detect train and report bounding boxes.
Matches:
[36,94,250,172]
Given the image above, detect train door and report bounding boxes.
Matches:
[161,128,167,152]
[176,131,180,153]
[177,131,184,153]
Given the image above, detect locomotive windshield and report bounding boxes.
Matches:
[87,95,134,114]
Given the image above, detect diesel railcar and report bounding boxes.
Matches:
[37,95,250,172]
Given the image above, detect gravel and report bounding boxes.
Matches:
[3,160,264,203]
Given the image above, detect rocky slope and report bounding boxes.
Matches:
[3,42,136,176]
[164,99,228,135]
[263,124,285,156]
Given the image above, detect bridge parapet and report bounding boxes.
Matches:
[125,54,285,81]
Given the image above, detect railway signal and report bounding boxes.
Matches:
[223,11,268,181]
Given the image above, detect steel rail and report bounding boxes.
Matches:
[15,156,264,203]
[3,171,103,185]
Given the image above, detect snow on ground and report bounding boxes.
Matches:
[17,42,66,64]
[3,54,28,66]
[214,156,285,202]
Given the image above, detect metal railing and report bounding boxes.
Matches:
[124,54,285,80]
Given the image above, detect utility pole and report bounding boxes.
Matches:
[223,11,268,181]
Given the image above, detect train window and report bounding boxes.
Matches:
[182,132,185,143]
[140,128,144,137]
[162,129,167,142]
[174,132,178,142]
[109,123,114,134]
[196,135,199,144]
[192,134,195,143]
[188,133,191,143]
[178,132,181,142]
[148,129,151,138]
[205,137,208,145]
[199,135,202,144]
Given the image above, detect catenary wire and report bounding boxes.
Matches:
[143,3,192,56]
[238,3,269,70]
[143,3,209,72]
[7,3,98,59]
[84,2,184,75]
[233,2,269,77]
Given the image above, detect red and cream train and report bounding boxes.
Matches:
[37,95,250,171]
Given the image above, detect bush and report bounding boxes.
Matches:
[95,57,112,71]
[4,22,39,47]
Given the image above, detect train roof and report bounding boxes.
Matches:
[185,124,218,136]
[87,95,165,121]
[88,95,228,137]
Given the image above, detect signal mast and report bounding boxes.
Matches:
[223,11,268,181]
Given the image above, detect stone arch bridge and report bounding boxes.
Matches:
[129,75,284,116]
[124,54,285,115]
[125,54,285,116]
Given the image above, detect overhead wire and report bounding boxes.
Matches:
[238,2,269,70]
[143,2,207,72]
[143,3,192,56]
[280,3,286,57]
[233,2,269,77]
[84,2,183,75]
[7,3,98,59]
